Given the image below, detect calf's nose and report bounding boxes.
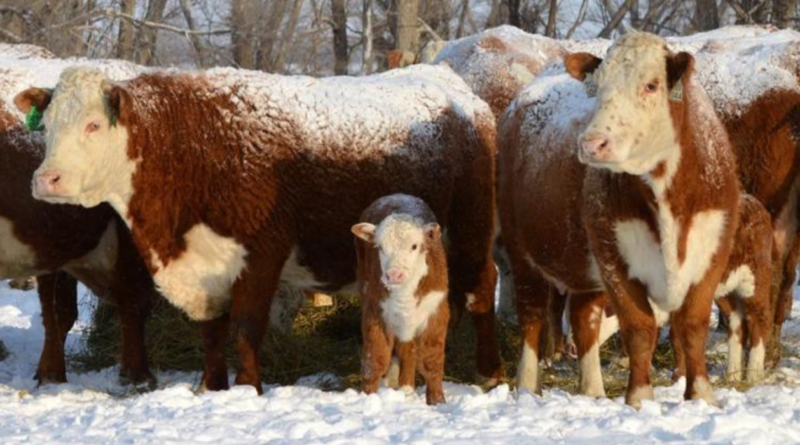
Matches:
[33,171,63,197]
[383,268,408,286]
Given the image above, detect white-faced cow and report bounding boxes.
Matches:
[25,64,501,393]
[499,32,741,407]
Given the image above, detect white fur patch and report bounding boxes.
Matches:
[63,221,118,290]
[516,341,540,394]
[627,385,655,409]
[0,217,42,278]
[151,223,247,320]
[715,265,756,299]
[726,309,744,382]
[692,376,717,405]
[279,248,326,289]
[747,341,765,383]
[598,313,620,346]
[615,210,727,313]
[381,290,446,342]
[580,342,605,397]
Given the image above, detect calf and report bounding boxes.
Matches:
[499,32,740,407]
[25,64,501,393]
[352,194,449,405]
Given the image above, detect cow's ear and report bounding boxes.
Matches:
[352,223,377,243]
[14,87,52,114]
[424,223,441,242]
[102,80,131,126]
[666,52,693,90]
[564,53,602,81]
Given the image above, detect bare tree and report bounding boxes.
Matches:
[396,0,419,54]
[695,0,719,31]
[332,0,349,74]
[258,0,289,71]
[231,0,256,68]
[546,0,558,36]
[272,0,305,73]
[598,0,636,38]
[118,0,138,60]
[134,0,169,65]
[363,0,375,74]
[773,0,797,28]
[179,0,206,66]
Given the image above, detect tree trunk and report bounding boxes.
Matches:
[231,0,255,68]
[736,0,769,24]
[134,0,169,65]
[272,0,305,73]
[629,0,640,28]
[456,0,470,38]
[363,0,375,74]
[773,0,797,28]
[545,0,558,36]
[694,0,719,31]
[508,0,522,26]
[179,0,206,67]
[598,0,635,38]
[258,0,290,72]
[332,0,349,75]
[117,0,137,60]
[395,0,419,56]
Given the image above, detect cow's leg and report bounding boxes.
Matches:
[569,292,606,397]
[361,313,392,395]
[769,234,800,368]
[716,296,744,382]
[671,283,717,405]
[397,341,416,394]
[417,307,448,406]
[448,163,502,386]
[605,277,657,409]
[514,267,551,395]
[743,281,772,383]
[35,272,78,385]
[669,320,687,383]
[198,314,230,391]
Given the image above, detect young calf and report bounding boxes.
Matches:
[352,194,449,405]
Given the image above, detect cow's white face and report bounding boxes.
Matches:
[352,215,441,291]
[25,67,135,209]
[571,33,690,175]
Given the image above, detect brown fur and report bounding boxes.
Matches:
[354,194,449,405]
[77,71,499,393]
[0,115,156,386]
[499,50,741,404]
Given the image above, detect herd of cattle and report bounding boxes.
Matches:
[0,23,798,409]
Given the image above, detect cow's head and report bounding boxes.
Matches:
[566,32,693,175]
[17,67,135,208]
[352,214,441,290]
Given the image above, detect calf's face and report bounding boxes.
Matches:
[567,33,692,175]
[352,215,441,290]
[17,68,134,208]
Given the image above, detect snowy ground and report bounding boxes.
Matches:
[3,285,800,444]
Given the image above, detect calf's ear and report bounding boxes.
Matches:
[666,52,693,90]
[424,223,441,242]
[564,53,602,81]
[14,87,53,114]
[352,223,377,243]
[101,80,132,126]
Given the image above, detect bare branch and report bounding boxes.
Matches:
[101,9,230,36]
[598,0,636,38]
[417,17,443,41]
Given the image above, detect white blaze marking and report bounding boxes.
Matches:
[151,223,247,320]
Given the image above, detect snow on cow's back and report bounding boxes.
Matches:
[666,24,780,53]
[205,64,494,156]
[691,29,800,118]
[0,43,54,60]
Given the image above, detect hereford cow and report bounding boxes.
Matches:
[352,194,449,405]
[0,48,159,387]
[25,64,501,393]
[499,32,741,407]
[0,96,156,387]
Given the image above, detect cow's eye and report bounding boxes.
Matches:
[411,244,418,251]
[86,121,101,133]
[644,81,658,93]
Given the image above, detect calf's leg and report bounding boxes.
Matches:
[569,292,606,397]
[36,272,78,385]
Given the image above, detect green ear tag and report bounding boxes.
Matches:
[110,113,117,127]
[25,105,44,132]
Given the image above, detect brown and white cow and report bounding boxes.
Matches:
[25,64,501,393]
[352,194,449,405]
[499,32,741,407]
[0,92,156,387]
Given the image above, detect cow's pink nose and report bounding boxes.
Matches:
[33,171,64,197]
[580,135,611,160]
[384,268,408,285]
